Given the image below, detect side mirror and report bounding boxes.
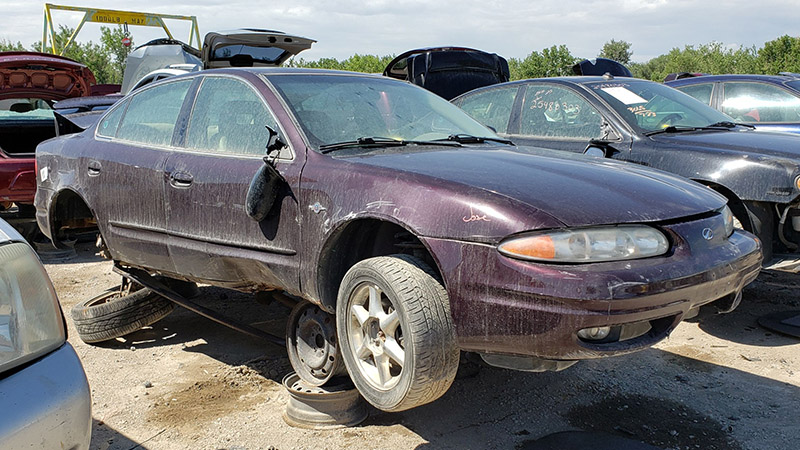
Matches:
[584,139,619,158]
[266,125,287,154]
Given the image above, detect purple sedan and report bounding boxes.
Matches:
[36,69,760,412]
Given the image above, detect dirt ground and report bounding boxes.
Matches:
[44,242,800,450]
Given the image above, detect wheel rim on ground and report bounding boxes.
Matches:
[287,301,342,386]
[345,282,405,391]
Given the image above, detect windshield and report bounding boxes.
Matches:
[265,74,499,148]
[0,98,54,121]
[213,45,287,64]
[587,80,733,133]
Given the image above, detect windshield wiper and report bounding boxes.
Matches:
[707,121,755,129]
[319,137,408,153]
[438,134,515,145]
[644,126,699,136]
[319,136,462,154]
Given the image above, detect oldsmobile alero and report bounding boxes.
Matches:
[34,68,761,412]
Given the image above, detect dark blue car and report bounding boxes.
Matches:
[666,73,800,134]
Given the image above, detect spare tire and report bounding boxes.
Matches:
[71,286,175,344]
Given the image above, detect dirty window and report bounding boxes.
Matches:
[518,84,603,139]
[676,83,713,106]
[116,80,192,146]
[96,98,129,138]
[186,77,279,156]
[456,86,517,133]
[722,82,800,123]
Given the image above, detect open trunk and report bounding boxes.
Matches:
[0,116,56,157]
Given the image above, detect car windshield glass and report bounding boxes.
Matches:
[0,98,54,120]
[213,45,287,64]
[587,80,732,133]
[265,74,499,149]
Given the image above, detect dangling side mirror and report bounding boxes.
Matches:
[245,126,288,222]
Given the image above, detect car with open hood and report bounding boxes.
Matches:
[36,69,760,412]
[383,47,509,100]
[666,73,800,135]
[453,75,800,272]
[0,51,95,237]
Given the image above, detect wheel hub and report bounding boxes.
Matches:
[287,301,342,386]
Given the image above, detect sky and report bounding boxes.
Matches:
[4,0,800,63]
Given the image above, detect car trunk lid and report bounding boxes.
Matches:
[202,29,315,69]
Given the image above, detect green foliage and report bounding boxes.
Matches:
[28,25,131,84]
[630,42,758,81]
[509,45,578,80]
[0,39,26,52]
[287,54,395,73]
[599,39,633,65]
[757,35,800,74]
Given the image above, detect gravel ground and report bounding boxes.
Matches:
[44,242,800,450]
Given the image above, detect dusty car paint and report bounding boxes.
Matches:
[453,76,800,270]
[36,69,761,365]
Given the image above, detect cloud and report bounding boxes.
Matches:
[3,0,800,63]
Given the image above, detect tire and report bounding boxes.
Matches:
[71,286,175,344]
[336,254,459,412]
[729,199,775,261]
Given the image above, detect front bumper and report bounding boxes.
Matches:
[424,220,762,361]
[0,343,91,450]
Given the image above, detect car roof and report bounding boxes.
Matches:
[667,74,800,86]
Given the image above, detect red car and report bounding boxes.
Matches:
[0,52,95,219]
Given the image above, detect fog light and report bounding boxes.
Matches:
[577,326,611,341]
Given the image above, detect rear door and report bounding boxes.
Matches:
[164,75,303,291]
[89,78,194,272]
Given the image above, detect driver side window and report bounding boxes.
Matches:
[186,77,285,157]
[518,85,603,139]
[456,86,518,133]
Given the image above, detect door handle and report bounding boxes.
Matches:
[169,172,194,188]
[88,160,101,176]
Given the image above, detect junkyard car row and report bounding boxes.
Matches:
[1,26,799,448]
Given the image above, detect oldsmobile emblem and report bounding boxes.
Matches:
[702,228,714,240]
[309,202,327,214]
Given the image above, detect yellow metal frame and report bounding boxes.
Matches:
[42,3,201,55]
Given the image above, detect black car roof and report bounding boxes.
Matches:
[667,74,800,86]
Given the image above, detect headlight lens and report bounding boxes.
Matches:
[720,205,734,237]
[498,225,669,263]
[0,242,65,375]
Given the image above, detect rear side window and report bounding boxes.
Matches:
[116,80,192,146]
[518,84,604,139]
[677,83,713,106]
[96,99,129,138]
[186,77,280,156]
[722,82,800,123]
[456,87,518,133]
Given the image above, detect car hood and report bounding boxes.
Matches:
[651,129,800,162]
[0,52,95,100]
[344,145,725,227]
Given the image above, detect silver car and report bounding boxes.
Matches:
[0,218,91,449]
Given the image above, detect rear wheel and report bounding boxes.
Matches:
[336,254,459,412]
[71,285,175,344]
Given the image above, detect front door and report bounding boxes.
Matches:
[164,75,303,293]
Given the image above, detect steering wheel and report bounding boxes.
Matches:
[656,113,683,128]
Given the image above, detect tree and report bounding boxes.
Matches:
[0,39,25,52]
[100,26,133,83]
[757,35,800,74]
[630,42,757,81]
[599,39,633,65]
[509,45,578,80]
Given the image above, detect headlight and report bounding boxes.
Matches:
[498,225,669,263]
[720,205,734,237]
[0,242,65,375]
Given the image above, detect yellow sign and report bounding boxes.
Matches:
[88,10,160,27]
